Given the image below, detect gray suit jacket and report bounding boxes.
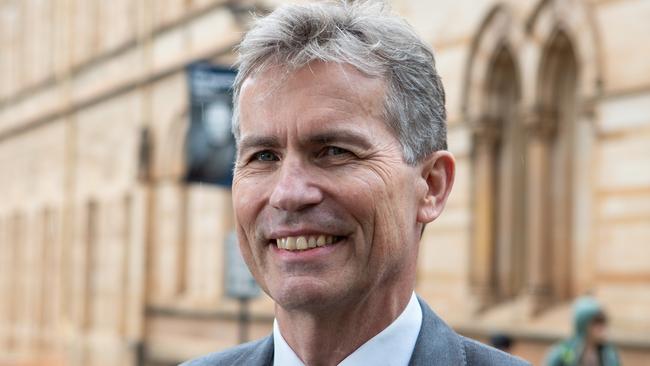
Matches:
[181,297,530,365]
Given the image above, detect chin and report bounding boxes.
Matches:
[272,280,345,312]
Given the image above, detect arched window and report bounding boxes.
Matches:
[525,29,579,309]
[472,45,526,307]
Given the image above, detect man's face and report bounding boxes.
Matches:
[233,62,429,311]
[588,314,608,344]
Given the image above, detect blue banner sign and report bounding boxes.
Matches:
[185,61,237,187]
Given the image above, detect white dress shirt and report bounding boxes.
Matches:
[273,292,423,366]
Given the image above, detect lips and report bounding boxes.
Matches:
[274,235,343,251]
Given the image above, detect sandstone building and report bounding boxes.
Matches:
[0,0,648,365]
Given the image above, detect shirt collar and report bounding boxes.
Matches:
[273,292,422,366]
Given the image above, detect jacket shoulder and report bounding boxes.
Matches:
[180,336,273,366]
[411,297,532,366]
[460,336,531,366]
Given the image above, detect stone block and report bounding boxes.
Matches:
[75,91,142,196]
[23,0,54,88]
[436,44,469,124]
[447,124,472,158]
[597,222,650,274]
[71,0,98,67]
[599,92,650,134]
[97,0,136,54]
[0,120,66,208]
[151,182,186,301]
[191,0,226,12]
[153,26,190,74]
[597,283,650,332]
[150,72,188,180]
[597,133,650,190]
[395,0,492,47]
[154,0,189,29]
[446,155,472,208]
[431,206,472,233]
[419,227,470,275]
[599,192,650,221]
[71,47,141,107]
[189,7,240,58]
[185,185,232,303]
[595,0,650,93]
[0,83,65,137]
[0,1,22,98]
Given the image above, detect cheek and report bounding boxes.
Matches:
[233,178,265,227]
[232,180,268,262]
[232,199,270,291]
[342,172,414,252]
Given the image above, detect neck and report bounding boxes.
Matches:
[276,285,414,366]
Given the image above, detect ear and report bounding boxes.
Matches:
[416,151,455,224]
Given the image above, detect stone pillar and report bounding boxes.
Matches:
[470,116,502,310]
[524,106,557,314]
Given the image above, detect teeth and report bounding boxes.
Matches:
[296,237,308,250]
[275,235,338,251]
[286,237,297,250]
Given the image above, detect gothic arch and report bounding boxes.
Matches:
[464,4,527,310]
[523,0,602,311]
[525,0,603,106]
[463,4,524,124]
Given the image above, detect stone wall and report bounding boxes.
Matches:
[0,0,648,365]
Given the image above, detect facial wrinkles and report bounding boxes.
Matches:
[239,67,407,241]
[237,130,408,261]
[365,145,419,276]
[257,204,354,244]
[323,145,413,283]
[273,63,385,138]
[242,139,354,244]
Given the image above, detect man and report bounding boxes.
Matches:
[546,297,620,366]
[183,1,529,365]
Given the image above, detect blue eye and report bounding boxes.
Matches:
[324,146,349,156]
[254,150,279,161]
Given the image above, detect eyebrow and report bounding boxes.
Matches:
[306,130,373,150]
[237,129,374,156]
[237,135,281,156]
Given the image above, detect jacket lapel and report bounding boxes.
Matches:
[235,335,274,366]
[409,297,466,366]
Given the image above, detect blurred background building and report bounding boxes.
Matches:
[0,0,648,365]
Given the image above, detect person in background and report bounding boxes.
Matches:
[546,296,620,366]
[490,333,514,354]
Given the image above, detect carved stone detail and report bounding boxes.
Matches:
[470,115,503,144]
[523,106,558,140]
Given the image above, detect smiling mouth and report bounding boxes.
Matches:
[273,235,344,251]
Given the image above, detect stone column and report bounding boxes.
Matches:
[470,116,502,311]
[524,106,558,314]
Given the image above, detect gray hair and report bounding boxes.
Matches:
[232,0,447,164]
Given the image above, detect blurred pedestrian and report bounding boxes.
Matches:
[546,296,620,366]
[491,332,514,353]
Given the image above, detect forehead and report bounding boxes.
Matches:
[237,62,387,137]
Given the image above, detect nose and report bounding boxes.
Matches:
[269,158,323,212]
